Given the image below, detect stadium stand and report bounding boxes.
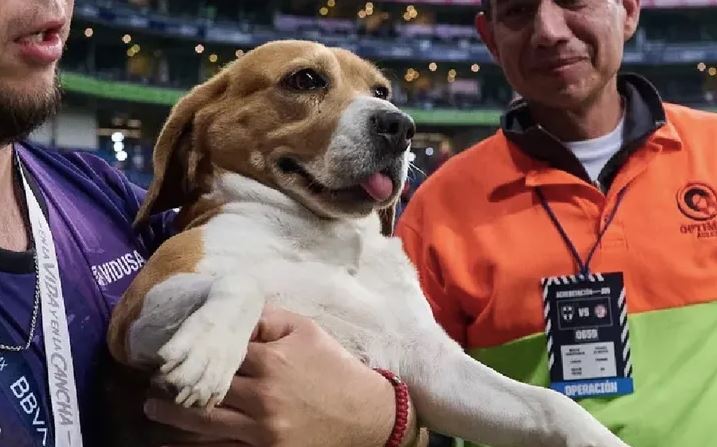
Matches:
[34,0,717,196]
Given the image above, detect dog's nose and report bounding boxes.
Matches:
[371,111,416,154]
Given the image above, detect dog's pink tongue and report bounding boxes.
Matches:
[360,172,394,202]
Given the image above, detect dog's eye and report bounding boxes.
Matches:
[374,86,390,100]
[283,69,328,91]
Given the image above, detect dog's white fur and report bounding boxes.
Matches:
[122,53,628,446]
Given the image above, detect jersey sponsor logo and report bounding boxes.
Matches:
[678,182,717,238]
[91,250,146,286]
[9,375,49,446]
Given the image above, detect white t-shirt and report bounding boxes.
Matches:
[563,115,625,183]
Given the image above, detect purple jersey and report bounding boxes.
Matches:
[0,142,173,446]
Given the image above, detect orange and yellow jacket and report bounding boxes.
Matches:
[396,74,717,447]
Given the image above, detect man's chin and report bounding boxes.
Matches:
[0,74,61,146]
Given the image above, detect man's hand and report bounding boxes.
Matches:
[144,306,420,446]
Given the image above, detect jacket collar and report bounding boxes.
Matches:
[500,73,672,188]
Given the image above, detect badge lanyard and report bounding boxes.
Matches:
[17,162,84,447]
[535,187,628,276]
[537,186,634,399]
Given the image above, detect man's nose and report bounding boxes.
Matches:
[531,0,573,48]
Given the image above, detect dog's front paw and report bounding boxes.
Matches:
[157,320,247,410]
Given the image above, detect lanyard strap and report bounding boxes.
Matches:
[535,187,628,276]
[18,162,84,447]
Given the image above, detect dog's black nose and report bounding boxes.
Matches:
[371,111,416,154]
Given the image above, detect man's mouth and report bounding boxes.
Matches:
[276,157,396,203]
[532,56,586,72]
[12,21,65,65]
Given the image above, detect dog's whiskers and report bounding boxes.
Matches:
[408,162,426,178]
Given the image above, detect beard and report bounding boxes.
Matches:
[0,72,61,146]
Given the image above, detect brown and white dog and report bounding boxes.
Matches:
[107,40,628,447]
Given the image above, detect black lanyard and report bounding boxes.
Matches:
[535,187,628,277]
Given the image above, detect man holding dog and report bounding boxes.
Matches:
[398,0,717,446]
[0,1,422,446]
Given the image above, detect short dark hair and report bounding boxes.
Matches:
[481,0,492,19]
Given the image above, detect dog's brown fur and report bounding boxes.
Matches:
[134,40,393,227]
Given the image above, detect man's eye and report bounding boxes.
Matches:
[556,0,584,8]
[505,6,530,16]
[498,2,534,19]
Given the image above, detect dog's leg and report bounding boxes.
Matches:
[128,272,214,367]
[402,329,628,447]
[156,273,265,409]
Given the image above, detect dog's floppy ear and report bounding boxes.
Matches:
[378,204,396,237]
[134,70,230,227]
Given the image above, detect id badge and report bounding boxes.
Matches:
[541,272,634,399]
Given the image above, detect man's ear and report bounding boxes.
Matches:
[475,11,500,62]
[621,0,641,41]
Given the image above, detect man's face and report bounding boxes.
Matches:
[0,0,73,145]
[478,0,639,109]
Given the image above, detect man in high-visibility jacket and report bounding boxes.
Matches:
[396,1,717,446]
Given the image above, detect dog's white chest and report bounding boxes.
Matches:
[196,208,432,373]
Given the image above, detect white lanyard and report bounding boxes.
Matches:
[18,164,84,447]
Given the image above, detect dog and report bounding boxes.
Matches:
[106,40,628,447]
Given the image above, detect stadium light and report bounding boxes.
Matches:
[116,150,128,162]
[709,67,717,77]
[425,147,435,157]
[113,141,125,152]
[122,34,132,44]
[358,10,367,18]
[328,0,336,6]
[111,132,125,143]
[698,62,707,72]
[320,7,329,15]
[209,54,218,63]
[84,28,94,38]
[404,5,418,21]
[195,44,205,54]
[448,69,457,83]
[127,44,141,57]
[429,62,438,72]
[235,49,245,58]
[471,64,481,73]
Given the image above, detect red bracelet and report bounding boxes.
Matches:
[374,368,410,447]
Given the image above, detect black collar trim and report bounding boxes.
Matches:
[501,73,666,188]
[0,147,43,274]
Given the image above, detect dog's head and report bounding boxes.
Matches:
[135,40,414,231]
